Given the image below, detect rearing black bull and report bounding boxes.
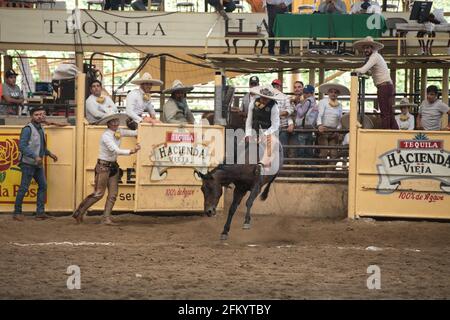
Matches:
[196,145,283,240]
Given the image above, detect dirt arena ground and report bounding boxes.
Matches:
[1,213,450,299]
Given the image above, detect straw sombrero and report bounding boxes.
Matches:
[393,98,417,109]
[96,113,128,125]
[249,85,287,101]
[318,83,350,96]
[353,36,384,51]
[162,80,194,94]
[131,72,163,86]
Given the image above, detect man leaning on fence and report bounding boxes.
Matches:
[1,69,23,116]
[13,106,58,222]
[317,83,348,161]
[294,85,318,159]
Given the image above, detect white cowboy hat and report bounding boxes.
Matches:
[393,97,418,109]
[318,83,350,96]
[249,85,287,101]
[353,36,384,52]
[131,72,163,86]
[96,113,128,125]
[162,80,194,94]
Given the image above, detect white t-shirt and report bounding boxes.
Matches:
[419,99,450,131]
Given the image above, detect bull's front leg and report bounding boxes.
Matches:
[221,187,246,240]
[243,183,261,230]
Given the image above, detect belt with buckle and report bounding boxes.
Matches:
[376,81,392,88]
[97,159,115,167]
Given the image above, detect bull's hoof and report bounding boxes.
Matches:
[242,223,251,230]
[220,233,228,241]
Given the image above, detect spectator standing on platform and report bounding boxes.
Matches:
[394,98,416,130]
[13,106,58,222]
[354,36,398,129]
[271,79,294,158]
[294,85,318,158]
[318,0,347,14]
[317,83,348,159]
[1,69,23,115]
[85,80,118,124]
[265,0,292,55]
[417,85,450,131]
[350,0,381,14]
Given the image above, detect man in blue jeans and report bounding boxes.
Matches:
[13,106,58,221]
[294,85,318,159]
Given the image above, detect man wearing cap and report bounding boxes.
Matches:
[354,36,398,130]
[394,98,416,130]
[13,106,58,222]
[126,73,163,129]
[245,85,284,171]
[73,113,141,226]
[230,76,259,130]
[161,80,195,124]
[294,85,319,159]
[85,80,118,124]
[317,83,348,160]
[271,79,294,158]
[1,69,24,115]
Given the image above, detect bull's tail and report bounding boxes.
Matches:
[260,176,276,201]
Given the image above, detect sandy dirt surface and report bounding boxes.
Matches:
[1,213,450,299]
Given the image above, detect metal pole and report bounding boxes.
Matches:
[214,69,226,125]
[318,68,325,100]
[442,68,449,129]
[160,56,166,111]
[347,73,359,219]
[420,68,427,101]
[75,73,86,208]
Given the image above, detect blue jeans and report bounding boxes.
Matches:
[279,130,292,159]
[295,132,315,158]
[14,163,47,216]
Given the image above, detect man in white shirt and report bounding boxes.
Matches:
[126,73,163,129]
[350,0,381,14]
[85,80,118,124]
[317,83,348,159]
[245,85,285,172]
[72,113,141,226]
[354,36,398,129]
[394,98,416,130]
[264,0,292,55]
[417,85,450,131]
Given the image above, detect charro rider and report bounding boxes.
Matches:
[245,85,285,172]
[72,113,141,226]
[161,80,195,124]
[126,72,163,129]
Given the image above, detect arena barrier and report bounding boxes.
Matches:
[349,129,450,219]
[347,75,450,219]
[0,126,76,212]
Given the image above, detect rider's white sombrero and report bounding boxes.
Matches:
[249,85,287,101]
[131,72,163,86]
[162,80,194,94]
[96,113,128,125]
[318,83,350,96]
[353,36,384,51]
[393,97,418,109]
